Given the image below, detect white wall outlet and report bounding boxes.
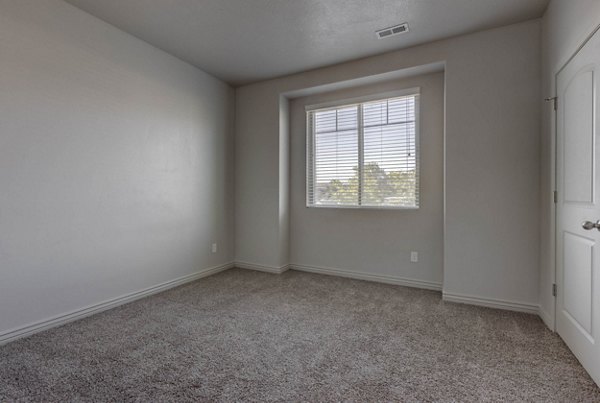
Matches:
[211,243,217,253]
[410,251,418,263]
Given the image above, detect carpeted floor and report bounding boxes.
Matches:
[1,268,599,402]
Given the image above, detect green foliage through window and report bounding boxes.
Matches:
[317,163,417,207]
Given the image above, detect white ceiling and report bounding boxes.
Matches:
[64,0,549,86]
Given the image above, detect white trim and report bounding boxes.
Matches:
[0,262,234,345]
[305,87,420,112]
[539,306,555,331]
[290,263,442,291]
[235,261,290,274]
[306,204,419,211]
[442,291,539,314]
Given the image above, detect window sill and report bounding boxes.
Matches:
[306,204,419,210]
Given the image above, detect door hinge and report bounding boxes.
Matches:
[545,96,558,111]
[552,283,557,297]
[553,190,558,204]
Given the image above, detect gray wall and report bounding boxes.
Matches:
[539,0,600,328]
[0,0,234,337]
[235,20,541,308]
[289,73,444,287]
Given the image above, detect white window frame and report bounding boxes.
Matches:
[305,88,420,210]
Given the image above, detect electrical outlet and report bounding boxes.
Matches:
[410,251,418,263]
[211,243,217,253]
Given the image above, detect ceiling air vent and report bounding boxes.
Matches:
[376,23,409,39]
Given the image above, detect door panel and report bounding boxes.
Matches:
[556,27,600,387]
[563,231,593,337]
[564,69,594,203]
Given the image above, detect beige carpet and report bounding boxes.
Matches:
[0,268,598,402]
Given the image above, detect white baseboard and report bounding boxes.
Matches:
[290,263,443,291]
[235,261,290,274]
[538,306,555,331]
[0,261,234,345]
[442,291,539,314]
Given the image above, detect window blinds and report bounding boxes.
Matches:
[307,93,419,208]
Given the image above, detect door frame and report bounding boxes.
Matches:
[552,23,600,330]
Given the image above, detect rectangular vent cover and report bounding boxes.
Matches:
[376,23,409,39]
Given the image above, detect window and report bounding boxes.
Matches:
[306,90,419,209]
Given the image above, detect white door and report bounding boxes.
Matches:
[556,27,600,386]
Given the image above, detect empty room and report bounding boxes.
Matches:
[1,0,600,400]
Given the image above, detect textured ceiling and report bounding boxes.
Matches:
[64,0,549,85]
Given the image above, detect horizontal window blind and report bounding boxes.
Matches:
[307,93,419,208]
